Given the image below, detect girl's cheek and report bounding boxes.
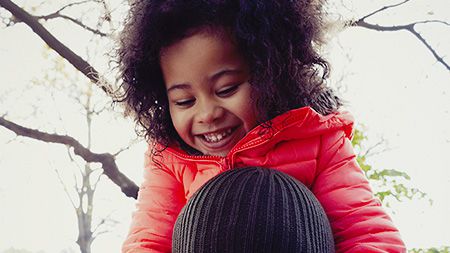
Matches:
[171,109,192,132]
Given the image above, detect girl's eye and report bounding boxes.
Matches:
[216,84,240,97]
[174,98,195,107]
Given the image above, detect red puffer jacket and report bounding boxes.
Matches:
[122,106,406,253]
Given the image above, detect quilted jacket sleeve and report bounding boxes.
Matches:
[122,149,186,253]
[313,129,406,253]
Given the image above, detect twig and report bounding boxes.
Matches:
[66,146,85,186]
[92,171,103,191]
[92,212,118,239]
[345,0,450,71]
[55,0,93,14]
[54,166,78,209]
[92,229,109,239]
[5,135,18,144]
[362,138,385,158]
[112,137,140,157]
[414,20,450,26]
[92,217,106,234]
[353,20,449,71]
[409,27,448,69]
[34,0,106,36]
[359,0,412,21]
[36,13,108,37]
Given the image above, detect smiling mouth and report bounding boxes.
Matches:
[200,127,235,143]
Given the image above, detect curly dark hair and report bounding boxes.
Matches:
[116,0,342,148]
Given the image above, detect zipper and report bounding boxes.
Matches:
[166,138,269,171]
[228,135,273,169]
[166,148,228,171]
[168,149,222,163]
[165,114,295,170]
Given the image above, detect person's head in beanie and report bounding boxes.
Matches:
[172,167,335,253]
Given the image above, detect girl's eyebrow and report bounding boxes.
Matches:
[166,68,244,93]
[209,68,243,82]
[167,83,191,93]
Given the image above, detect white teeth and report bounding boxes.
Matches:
[203,128,233,143]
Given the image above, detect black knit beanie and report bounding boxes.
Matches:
[172,167,335,253]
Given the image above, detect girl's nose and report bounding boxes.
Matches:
[196,102,225,124]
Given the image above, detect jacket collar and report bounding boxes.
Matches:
[158,106,354,160]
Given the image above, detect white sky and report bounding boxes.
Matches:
[0,0,449,252]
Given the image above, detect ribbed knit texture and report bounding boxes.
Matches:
[172,167,334,253]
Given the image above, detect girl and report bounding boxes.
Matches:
[118,0,406,252]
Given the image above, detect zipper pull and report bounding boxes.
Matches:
[221,156,231,171]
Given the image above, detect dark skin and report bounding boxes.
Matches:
[117,0,342,151]
[161,30,257,156]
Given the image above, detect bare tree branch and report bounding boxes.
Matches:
[92,171,103,192]
[347,0,450,71]
[24,1,109,36]
[54,0,94,14]
[414,20,450,26]
[359,0,412,21]
[408,27,449,70]
[35,0,109,38]
[0,116,138,199]
[99,0,112,22]
[352,20,449,70]
[67,146,88,179]
[0,0,114,95]
[112,137,140,157]
[361,137,385,158]
[92,212,118,239]
[36,13,108,37]
[92,229,110,239]
[92,217,107,235]
[54,167,78,209]
[92,102,109,115]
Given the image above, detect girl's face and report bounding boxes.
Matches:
[160,30,258,157]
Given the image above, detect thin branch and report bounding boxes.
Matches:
[66,146,85,188]
[54,0,93,14]
[92,212,118,238]
[92,171,103,192]
[100,0,112,23]
[92,103,109,115]
[92,229,109,240]
[409,27,449,70]
[92,218,106,235]
[5,136,18,144]
[347,0,450,71]
[0,116,138,199]
[54,167,78,209]
[0,0,114,95]
[36,13,108,37]
[50,92,69,135]
[359,0,412,21]
[112,137,140,157]
[71,92,86,110]
[353,20,449,70]
[414,20,450,26]
[365,147,392,158]
[361,138,385,158]
[33,0,107,36]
